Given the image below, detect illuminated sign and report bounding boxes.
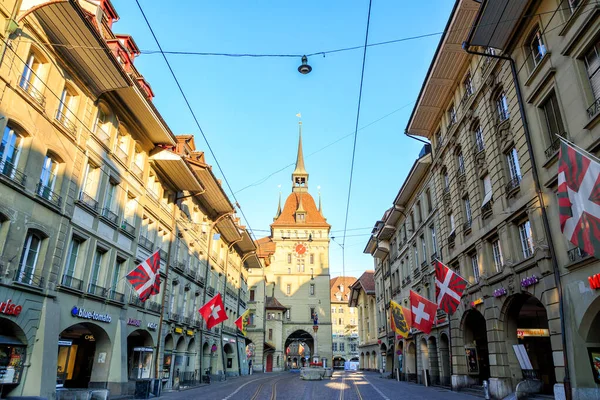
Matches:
[589,273,600,290]
[127,318,141,327]
[493,288,507,297]
[521,275,539,288]
[0,299,22,316]
[174,327,183,334]
[71,306,111,323]
[471,298,483,307]
[517,328,549,339]
[147,322,158,331]
[186,330,194,336]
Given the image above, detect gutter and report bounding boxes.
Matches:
[462,40,572,400]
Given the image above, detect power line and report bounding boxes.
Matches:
[134,0,259,242]
[342,0,373,284]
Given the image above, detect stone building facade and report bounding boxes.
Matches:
[330,276,358,368]
[347,271,378,371]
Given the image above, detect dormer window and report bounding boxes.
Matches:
[296,213,306,223]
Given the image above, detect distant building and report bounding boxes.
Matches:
[330,276,358,368]
[348,271,378,371]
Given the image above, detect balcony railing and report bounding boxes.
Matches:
[101,207,119,225]
[93,126,111,148]
[78,191,98,211]
[430,252,438,263]
[129,293,145,308]
[147,189,159,203]
[463,219,472,233]
[545,135,565,159]
[206,286,215,297]
[587,97,600,119]
[55,110,77,134]
[131,163,144,181]
[19,80,46,107]
[505,175,521,195]
[413,269,421,280]
[114,146,129,165]
[108,290,125,303]
[421,260,429,272]
[120,220,135,236]
[61,274,83,291]
[147,301,162,313]
[481,201,493,218]
[171,313,182,323]
[176,261,185,272]
[0,160,26,186]
[87,283,105,296]
[139,235,154,251]
[568,247,588,263]
[222,325,237,335]
[448,231,456,247]
[14,268,44,288]
[460,87,474,109]
[183,317,192,326]
[239,299,246,309]
[37,182,62,208]
[192,318,202,328]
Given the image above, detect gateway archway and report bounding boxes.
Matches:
[463,309,490,385]
[406,342,416,382]
[285,330,313,369]
[223,343,237,375]
[127,329,154,380]
[333,356,345,369]
[439,333,451,386]
[428,336,440,385]
[57,322,111,388]
[0,317,27,397]
[505,294,556,394]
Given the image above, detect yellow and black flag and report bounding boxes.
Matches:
[390,300,411,338]
[235,310,250,336]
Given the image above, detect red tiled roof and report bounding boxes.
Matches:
[271,192,330,228]
[330,276,357,303]
[256,236,276,259]
[350,271,375,295]
[265,296,287,310]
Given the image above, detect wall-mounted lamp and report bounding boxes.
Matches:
[308,234,313,242]
[311,268,314,280]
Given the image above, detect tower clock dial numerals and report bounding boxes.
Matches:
[295,243,307,255]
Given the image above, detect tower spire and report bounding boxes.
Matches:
[318,187,323,215]
[274,186,282,221]
[292,116,309,192]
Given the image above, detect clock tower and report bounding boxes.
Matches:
[249,121,333,372]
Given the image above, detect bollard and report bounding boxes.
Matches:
[483,380,490,400]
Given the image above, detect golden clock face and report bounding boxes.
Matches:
[295,243,307,255]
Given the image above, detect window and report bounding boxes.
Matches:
[430,225,437,256]
[448,104,457,126]
[309,284,315,296]
[331,307,336,314]
[310,307,316,320]
[507,148,522,181]
[496,91,510,121]
[56,85,77,127]
[443,171,450,191]
[338,307,343,313]
[425,188,433,214]
[584,39,600,101]
[464,72,474,96]
[449,213,456,233]
[89,248,104,289]
[464,197,472,224]
[17,231,42,284]
[64,237,83,280]
[540,92,565,142]
[528,28,546,68]
[457,151,465,175]
[492,239,504,272]
[287,253,292,264]
[248,313,254,326]
[39,153,60,201]
[475,125,485,152]
[333,343,338,351]
[339,318,344,325]
[288,268,291,274]
[310,254,314,264]
[413,244,418,266]
[435,130,442,148]
[268,329,273,341]
[286,284,291,295]
[420,235,427,262]
[410,212,415,232]
[416,201,422,223]
[20,52,44,95]
[104,180,118,212]
[249,289,255,302]
[519,220,534,258]
[286,309,290,319]
[115,130,130,163]
[93,106,111,143]
[0,126,23,178]
[124,193,137,225]
[110,258,125,298]
[340,343,345,352]
[482,174,493,207]
[471,252,480,283]
[82,163,100,200]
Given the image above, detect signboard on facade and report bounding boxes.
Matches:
[517,328,549,338]
[174,327,183,334]
[127,318,141,327]
[0,300,22,316]
[147,322,158,331]
[186,330,194,336]
[71,306,111,323]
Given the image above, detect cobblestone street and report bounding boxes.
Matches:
[160,371,482,400]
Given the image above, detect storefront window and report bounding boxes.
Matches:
[0,345,25,384]
[129,347,153,379]
[162,353,172,379]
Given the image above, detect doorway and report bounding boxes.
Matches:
[463,310,490,385]
[266,354,273,372]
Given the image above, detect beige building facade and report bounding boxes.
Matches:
[248,124,333,372]
[0,1,259,399]
[330,276,359,368]
[348,271,379,371]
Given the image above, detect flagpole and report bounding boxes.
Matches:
[556,134,600,164]
[448,311,453,388]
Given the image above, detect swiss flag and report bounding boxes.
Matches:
[199,293,228,330]
[409,290,437,334]
[435,260,467,315]
[558,140,600,259]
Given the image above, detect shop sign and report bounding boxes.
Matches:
[471,298,483,307]
[147,322,158,331]
[186,330,194,336]
[174,327,183,334]
[588,273,600,290]
[71,306,111,323]
[133,347,153,352]
[493,288,507,297]
[127,318,141,327]
[517,328,549,339]
[521,275,539,288]
[0,299,22,316]
[58,340,72,346]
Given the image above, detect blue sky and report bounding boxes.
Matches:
[112,0,454,278]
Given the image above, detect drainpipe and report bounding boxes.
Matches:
[462,42,572,400]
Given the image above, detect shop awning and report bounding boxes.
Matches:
[467,0,530,51]
[0,335,25,346]
[216,215,243,244]
[149,148,203,191]
[18,0,129,95]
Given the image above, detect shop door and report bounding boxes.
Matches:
[266,354,273,372]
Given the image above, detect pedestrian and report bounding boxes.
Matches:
[248,359,253,375]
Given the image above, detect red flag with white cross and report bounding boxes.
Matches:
[199,293,228,330]
[558,140,600,258]
[409,290,437,334]
[435,260,468,315]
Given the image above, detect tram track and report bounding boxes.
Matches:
[247,374,286,400]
